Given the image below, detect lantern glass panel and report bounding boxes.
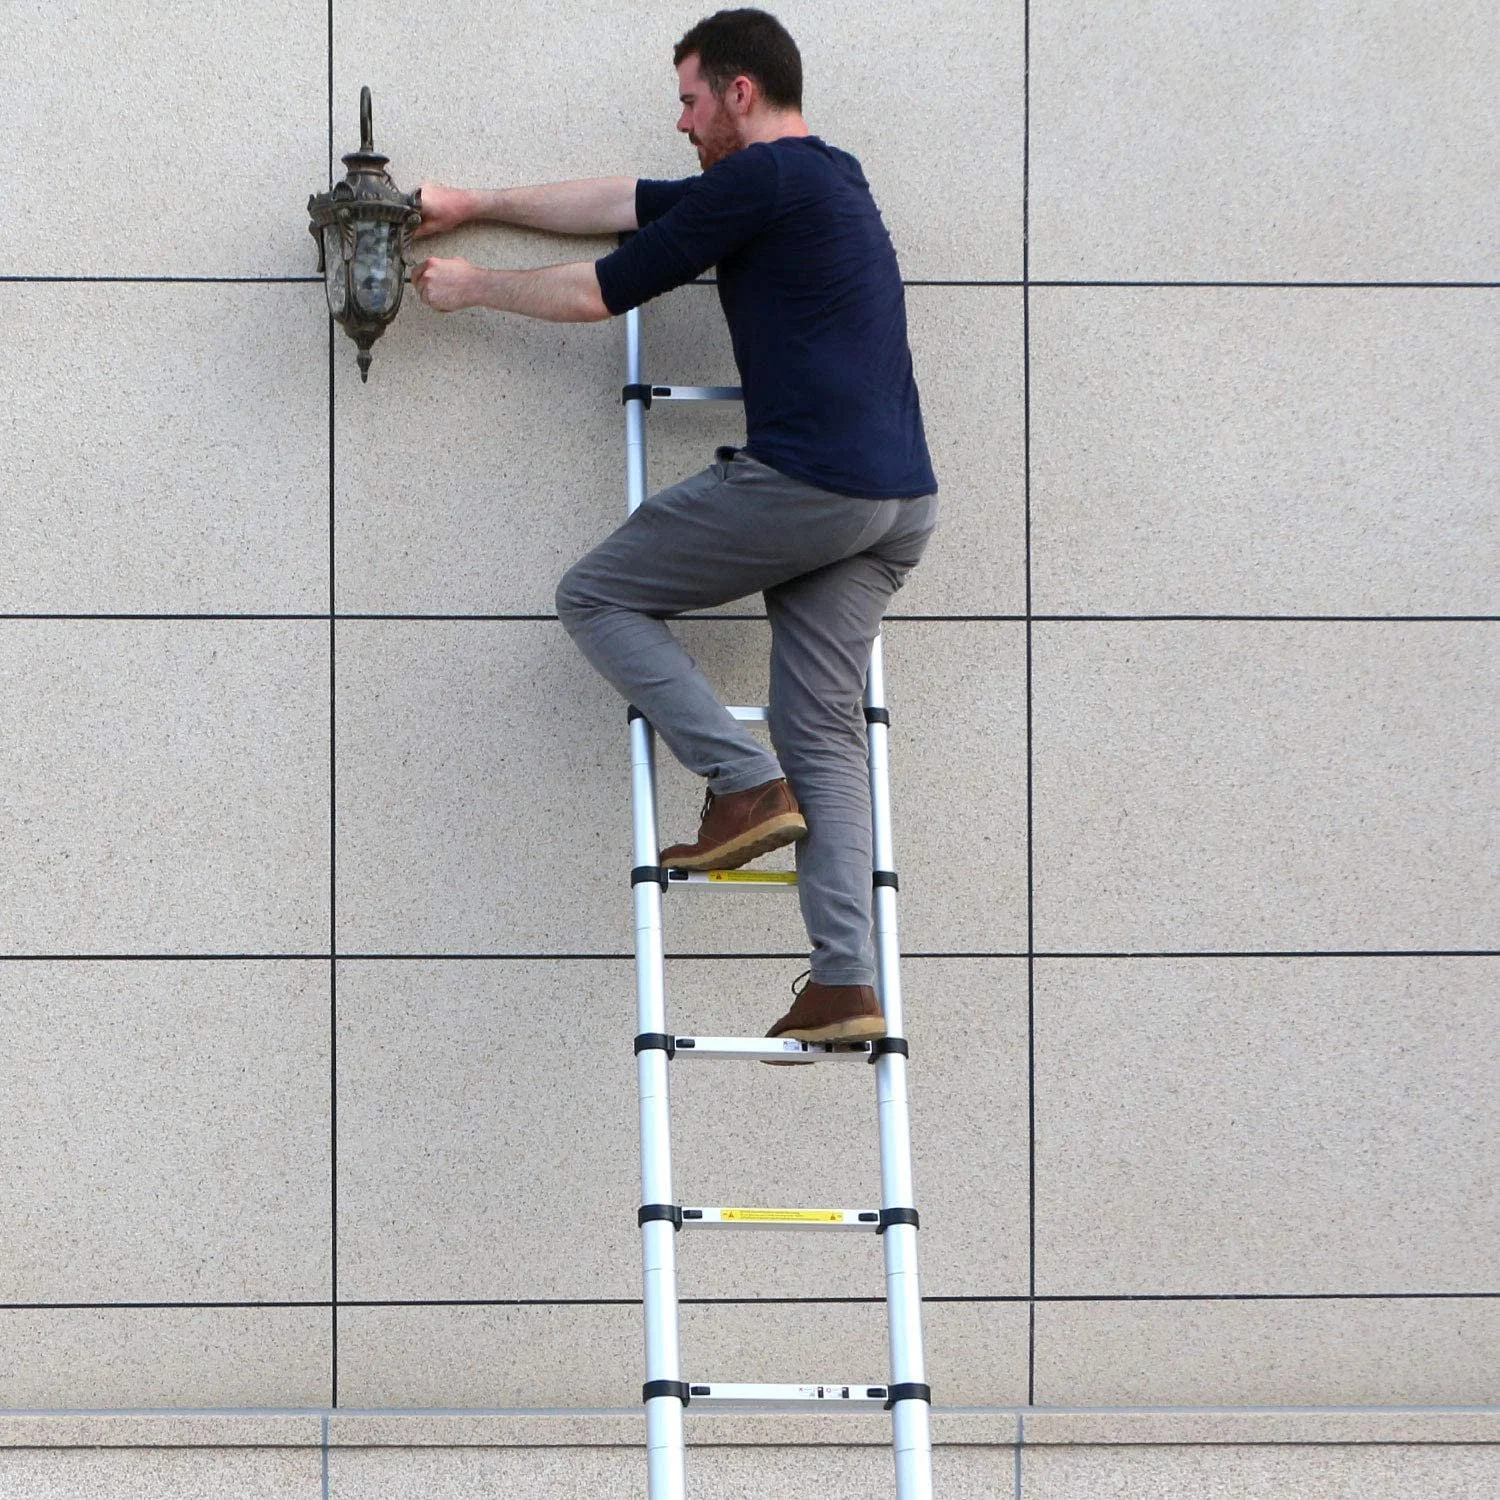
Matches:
[352,221,401,317]
[322,227,347,316]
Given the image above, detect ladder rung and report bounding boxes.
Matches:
[664,869,796,887]
[650,384,743,402]
[681,1206,879,1231]
[671,1036,873,1063]
[687,1383,888,1409]
[726,705,768,722]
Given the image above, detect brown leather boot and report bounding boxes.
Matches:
[766,971,887,1044]
[660,779,808,871]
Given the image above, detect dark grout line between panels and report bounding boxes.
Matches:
[3,613,1494,624]
[2,276,1496,289]
[326,0,339,1414]
[0,276,325,285]
[1,950,1493,963]
[1021,0,1038,1411]
[327,334,341,1413]
[7,1291,1498,1312]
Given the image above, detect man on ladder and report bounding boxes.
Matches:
[413,6,938,1046]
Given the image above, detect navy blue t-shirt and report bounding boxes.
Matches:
[594,137,937,500]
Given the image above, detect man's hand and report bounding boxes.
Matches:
[411,256,481,313]
[413,182,474,240]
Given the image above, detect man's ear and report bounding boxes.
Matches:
[727,73,758,115]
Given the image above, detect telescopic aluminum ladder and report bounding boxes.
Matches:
[620,304,932,1500]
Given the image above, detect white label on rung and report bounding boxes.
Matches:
[688,1382,888,1406]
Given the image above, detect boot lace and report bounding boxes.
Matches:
[790,968,812,999]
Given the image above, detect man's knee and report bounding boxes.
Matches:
[554,561,595,631]
[769,697,866,767]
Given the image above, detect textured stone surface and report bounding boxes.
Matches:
[1034,1296,1500,1409]
[0,962,329,1302]
[0,1415,322,1448]
[1031,623,1499,952]
[335,620,1025,955]
[335,1302,640,1408]
[327,1445,996,1500]
[335,959,639,1300]
[1029,0,1500,280]
[0,0,324,277]
[0,622,329,954]
[0,284,328,614]
[0,1307,329,1409]
[335,1298,1021,1410]
[1020,1409,1500,1446]
[1021,1443,1500,1500]
[8,1408,1500,1450]
[1031,288,1500,615]
[1033,958,1500,1295]
[0,1449,322,1498]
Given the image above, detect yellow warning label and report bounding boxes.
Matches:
[705,870,798,884]
[721,1208,844,1223]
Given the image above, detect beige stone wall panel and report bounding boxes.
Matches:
[1021,1442,1500,1500]
[1,1,326,277]
[1034,1295,1500,1408]
[0,621,330,954]
[335,959,638,1300]
[1031,622,1499,952]
[1030,288,1500,616]
[1029,0,1500,280]
[324,1445,1021,1500]
[1,961,329,1303]
[1033,958,1500,1296]
[0,1448,323,1499]
[0,1306,329,1408]
[336,1302,639,1407]
[1,285,329,614]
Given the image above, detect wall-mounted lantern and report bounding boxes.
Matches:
[308,87,421,381]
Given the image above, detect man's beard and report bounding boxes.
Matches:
[691,110,739,169]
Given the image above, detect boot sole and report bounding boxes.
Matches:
[761,1013,889,1063]
[662,813,808,872]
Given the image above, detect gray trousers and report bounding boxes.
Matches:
[556,450,937,987]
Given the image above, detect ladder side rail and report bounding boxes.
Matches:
[865,632,934,1500]
[625,306,687,1500]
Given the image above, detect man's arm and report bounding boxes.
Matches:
[415,178,638,238]
[412,256,611,323]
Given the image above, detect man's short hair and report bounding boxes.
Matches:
[673,8,803,111]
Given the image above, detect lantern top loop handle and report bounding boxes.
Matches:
[360,86,374,154]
